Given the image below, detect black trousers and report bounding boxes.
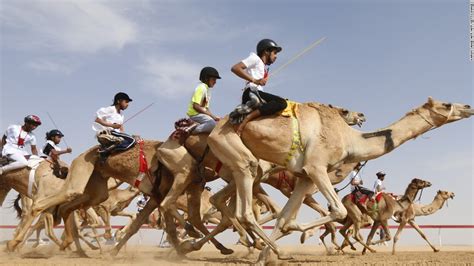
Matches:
[242,88,287,116]
[110,131,136,151]
[353,186,375,198]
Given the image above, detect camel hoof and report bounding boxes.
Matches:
[6,240,18,252]
[178,240,196,254]
[74,251,89,258]
[277,250,293,260]
[219,247,234,255]
[434,249,440,253]
[351,245,357,251]
[109,248,119,257]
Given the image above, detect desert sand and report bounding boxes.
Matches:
[0,243,472,266]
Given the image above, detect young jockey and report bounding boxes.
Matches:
[92,92,136,160]
[0,115,41,175]
[42,129,72,161]
[187,67,221,134]
[231,39,287,135]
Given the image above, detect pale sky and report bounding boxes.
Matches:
[1,0,473,245]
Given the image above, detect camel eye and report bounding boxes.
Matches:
[443,103,452,108]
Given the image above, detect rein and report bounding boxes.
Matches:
[414,105,454,132]
[335,161,368,193]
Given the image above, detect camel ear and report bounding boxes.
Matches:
[437,190,441,193]
[427,96,435,107]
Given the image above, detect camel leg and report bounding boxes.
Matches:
[111,198,159,256]
[185,182,233,255]
[0,187,11,207]
[157,141,195,229]
[283,167,347,233]
[32,151,98,215]
[338,219,353,252]
[353,220,376,254]
[58,173,109,251]
[7,208,38,251]
[371,220,392,246]
[43,211,62,247]
[409,220,439,252]
[362,221,380,255]
[392,219,407,255]
[209,180,253,247]
[257,177,316,263]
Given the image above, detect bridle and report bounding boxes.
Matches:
[414,104,454,131]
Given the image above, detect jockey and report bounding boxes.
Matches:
[350,163,374,198]
[186,67,222,134]
[231,39,287,135]
[92,92,136,161]
[0,115,41,175]
[42,129,72,161]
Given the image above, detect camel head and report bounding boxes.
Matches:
[409,178,432,190]
[418,97,473,127]
[437,190,455,200]
[328,104,367,127]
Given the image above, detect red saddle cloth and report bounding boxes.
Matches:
[349,192,383,204]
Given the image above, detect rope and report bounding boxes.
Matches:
[335,161,368,193]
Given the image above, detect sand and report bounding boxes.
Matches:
[0,244,472,266]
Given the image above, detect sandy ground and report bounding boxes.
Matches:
[0,244,472,266]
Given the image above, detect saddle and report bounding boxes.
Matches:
[350,192,384,205]
[96,130,137,163]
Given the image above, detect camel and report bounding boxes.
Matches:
[155,104,367,250]
[205,97,473,262]
[339,178,432,254]
[7,141,174,253]
[390,190,455,254]
[0,160,72,251]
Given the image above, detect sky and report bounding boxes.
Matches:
[0,0,473,246]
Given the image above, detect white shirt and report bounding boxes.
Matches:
[349,170,362,192]
[42,140,61,158]
[2,125,36,156]
[373,179,384,193]
[241,52,266,91]
[92,106,124,132]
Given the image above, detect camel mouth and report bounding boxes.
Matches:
[459,109,474,117]
[449,194,455,199]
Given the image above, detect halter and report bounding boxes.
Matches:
[414,104,454,131]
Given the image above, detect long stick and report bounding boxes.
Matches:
[123,102,155,124]
[270,37,327,78]
[46,112,70,148]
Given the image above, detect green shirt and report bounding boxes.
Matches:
[187,83,210,116]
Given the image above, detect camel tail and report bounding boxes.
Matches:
[12,194,22,219]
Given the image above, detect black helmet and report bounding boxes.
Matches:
[113,92,133,105]
[376,171,386,177]
[24,115,42,126]
[46,129,64,140]
[256,39,282,56]
[199,66,221,83]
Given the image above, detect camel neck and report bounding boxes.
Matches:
[415,195,446,216]
[347,107,433,162]
[394,184,421,212]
